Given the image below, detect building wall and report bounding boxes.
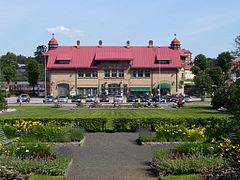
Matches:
[48,67,182,97]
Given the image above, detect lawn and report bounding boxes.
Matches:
[0,105,230,119]
[162,174,200,180]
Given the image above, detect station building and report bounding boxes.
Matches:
[44,35,192,97]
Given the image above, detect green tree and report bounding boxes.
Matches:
[232,34,240,57]
[193,72,212,100]
[207,67,224,87]
[0,93,7,110]
[0,52,17,83]
[26,60,40,93]
[216,52,233,80]
[191,54,210,75]
[34,45,47,62]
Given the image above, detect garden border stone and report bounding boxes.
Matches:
[51,136,85,147]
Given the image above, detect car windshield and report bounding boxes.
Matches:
[46,96,52,98]
[59,96,66,98]
[115,95,122,98]
[21,95,27,97]
[87,96,94,98]
[128,95,136,98]
[73,96,80,98]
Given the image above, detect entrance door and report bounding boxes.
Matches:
[108,84,120,96]
[58,83,69,96]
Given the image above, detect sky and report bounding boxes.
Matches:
[0,0,240,58]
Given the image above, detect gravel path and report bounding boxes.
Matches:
[64,133,173,180]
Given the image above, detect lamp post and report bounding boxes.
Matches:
[158,60,161,105]
[44,55,47,98]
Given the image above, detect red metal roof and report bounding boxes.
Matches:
[46,45,182,69]
[171,38,181,45]
[95,47,133,60]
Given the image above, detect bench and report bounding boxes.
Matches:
[0,127,15,145]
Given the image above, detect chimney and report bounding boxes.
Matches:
[126,40,130,48]
[76,40,80,48]
[98,40,103,47]
[148,40,154,48]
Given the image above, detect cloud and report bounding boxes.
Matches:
[47,26,85,38]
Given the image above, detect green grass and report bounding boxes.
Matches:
[162,174,199,180]
[0,105,230,119]
[29,175,65,180]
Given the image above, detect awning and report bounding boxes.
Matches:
[130,87,151,92]
[160,83,171,89]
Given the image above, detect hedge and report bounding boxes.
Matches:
[0,117,236,138]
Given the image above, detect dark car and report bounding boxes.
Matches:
[72,95,81,103]
[141,95,152,102]
[43,95,54,103]
[99,94,109,102]
[153,95,165,102]
[167,94,178,102]
[127,95,138,102]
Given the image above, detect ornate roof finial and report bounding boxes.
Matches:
[174,33,177,38]
[52,33,55,38]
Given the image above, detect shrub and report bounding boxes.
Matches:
[176,142,220,156]
[0,93,7,111]
[2,125,19,138]
[152,149,224,177]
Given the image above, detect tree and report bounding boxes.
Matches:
[34,45,47,63]
[232,34,240,57]
[0,52,17,83]
[191,54,211,75]
[26,59,40,93]
[193,72,212,99]
[207,67,224,87]
[217,52,233,80]
[0,93,7,110]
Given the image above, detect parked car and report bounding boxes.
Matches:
[141,95,152,102]
[127,95,138,102]
[99,94,109,102]
[71,95,81,103]
[57,95,68,103]
[113,95,123,103]
[43,95,54,103]
[167,94,178,102]
[86,95,96,102]
[184,95,192,102]
[153,95,165,102]
[17,94,30,103]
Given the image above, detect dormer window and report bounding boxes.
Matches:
[55,60,70,64]
[157,60,171,64]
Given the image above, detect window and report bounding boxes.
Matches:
[55,60,70,64]
[104,70,110,78]
[131,70,137,78]
[145,69,150,77]
[92,70,98,77]
[85,70,91,78]
[158,60,170,64]
[78,69,98,78]
[118,70,124,78]
[131,69,150,78]
[138,70,143,77]
[112,69,117,77]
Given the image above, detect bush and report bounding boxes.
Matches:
[0,93,7,110]
[152,149,224,177]
[2,125,19,138]
[0,153,70,176]
[176,142,220,156]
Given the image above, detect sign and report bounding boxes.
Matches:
[70,91,76,96]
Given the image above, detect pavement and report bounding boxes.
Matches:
[58,133,174,180]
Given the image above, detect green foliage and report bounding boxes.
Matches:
[0,153,70,176]
[217,52,233,78]
[75,118,107,132]
[0,93,7,110]
[232,34,240,57]
[2,65,16,84]
[227,81,240,114]
[152,149,224,177]
[191,54,210,75]
[0,52,17,83]
[193,72,212,96]
[26,59,40,92]
[2,124,19,138]
[176,142,220,156]
[207,67,224,87]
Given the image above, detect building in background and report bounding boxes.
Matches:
[44,34,192,97]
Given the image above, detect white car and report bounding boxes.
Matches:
[57,95,68,103]
[113,95,123,103]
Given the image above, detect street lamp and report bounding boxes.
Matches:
[158,59,161,105]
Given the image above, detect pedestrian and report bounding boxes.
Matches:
[176,96,183,108]
[19,98,23,106]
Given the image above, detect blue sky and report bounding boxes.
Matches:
[0,0,240,58]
